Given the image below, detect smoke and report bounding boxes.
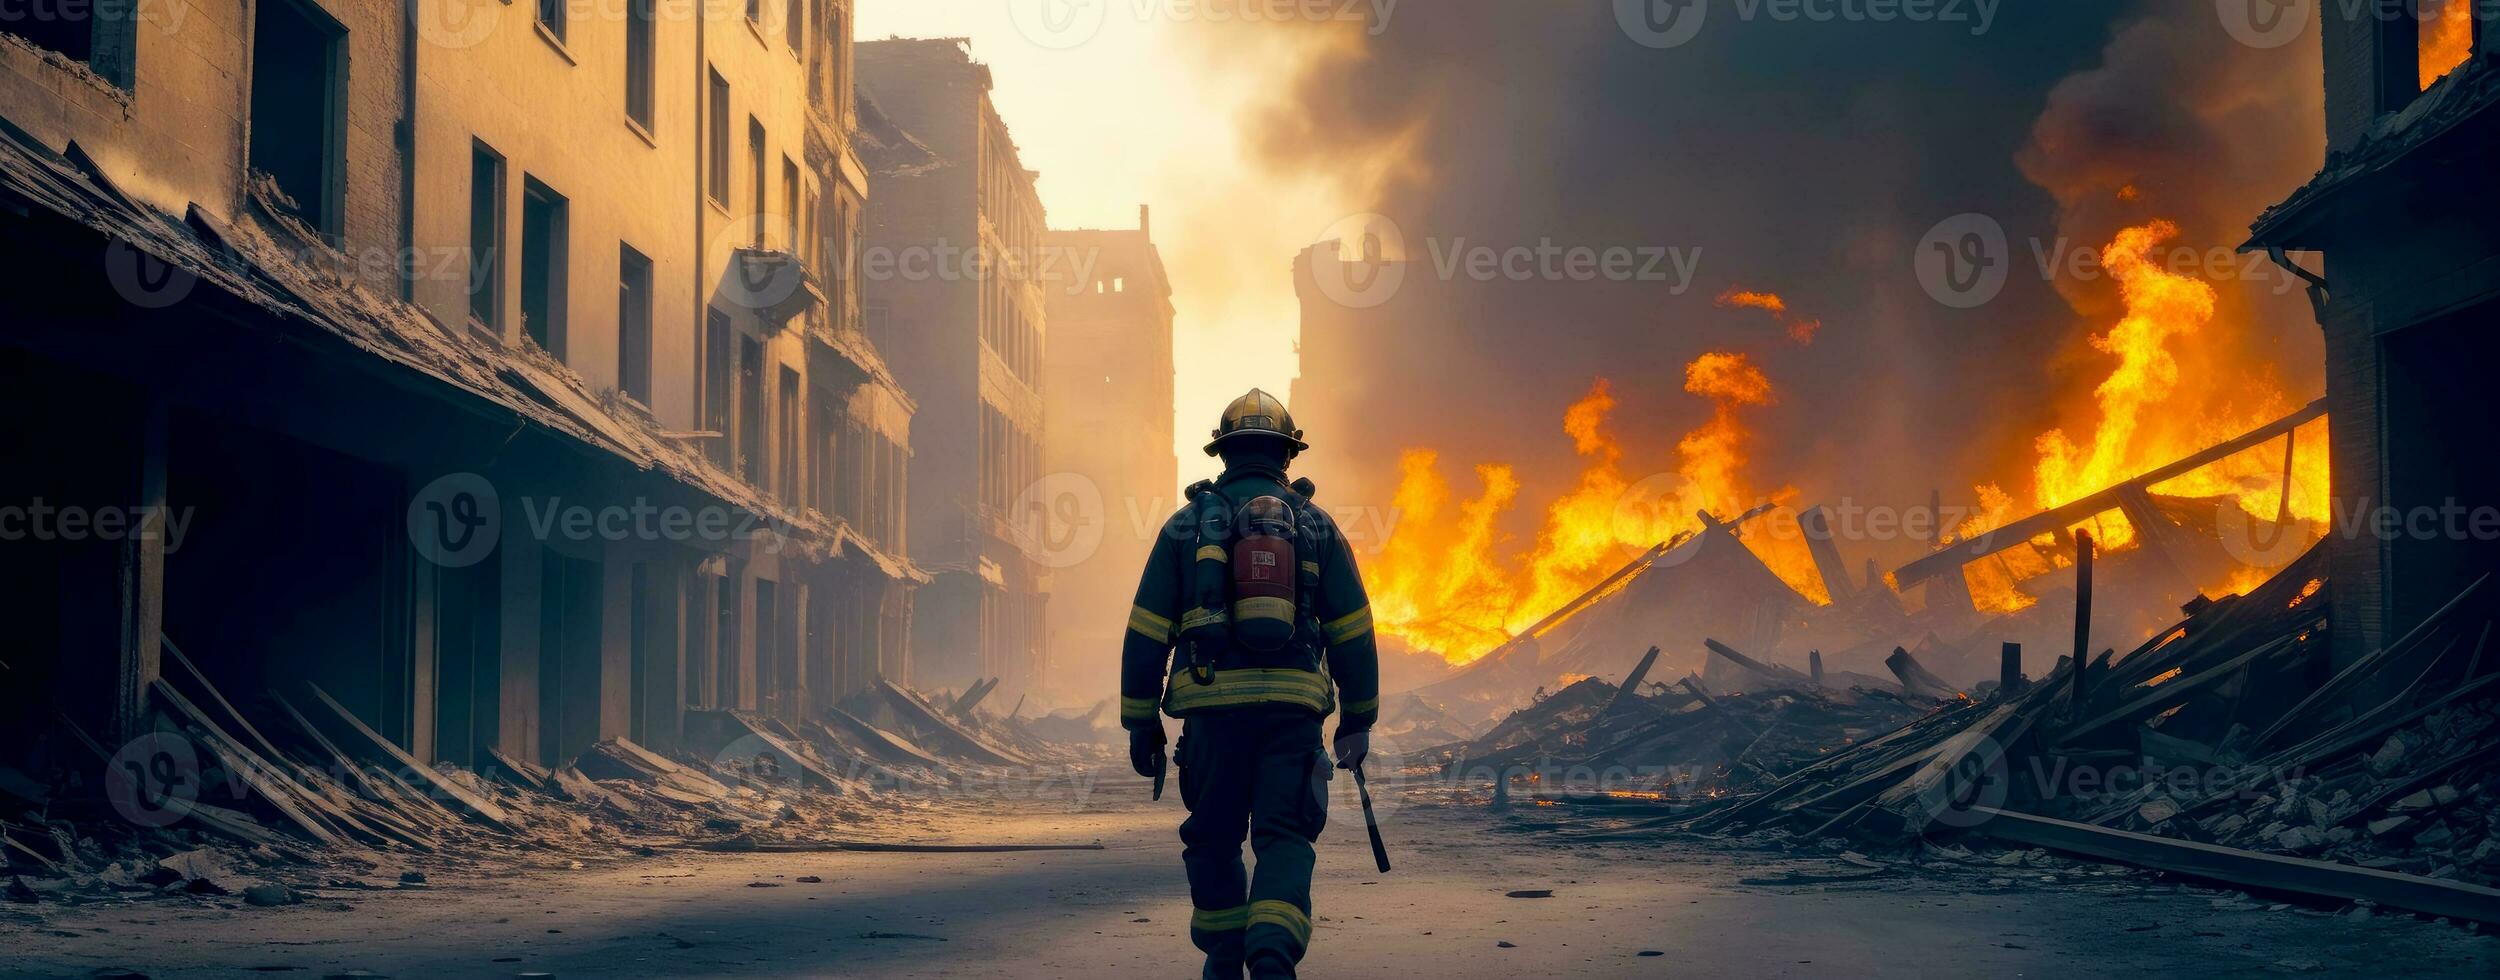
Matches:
[1180,1,2325,579]
[2016,6,2327,431]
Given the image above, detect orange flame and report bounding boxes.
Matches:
[1962,220,2331,610]
[1715,287,1821,345]
[2422,0,2476,90]
[1367,353,1823,664]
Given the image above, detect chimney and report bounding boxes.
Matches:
[1139,204,1151,237]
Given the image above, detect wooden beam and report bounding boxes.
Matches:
[1893,399,2325,587]
[1603,647,1662,714]
[1705,638,1813,689]
[1969,806,2500,926]
[2058,634,2295,743]
[303,682,517,833]
[2070,530,2096,712]
[1799,505,1855,601]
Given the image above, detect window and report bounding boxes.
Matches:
[537,0,565,42]
[737,337,764,484]
[625,0,655,130]
[7,0,135,87]
[826,7,847,106]
[248,0,345,236]
[785,0,805,53]
[618,244,653,403]
[750,118,769,245]
[714,573,740,705]
[703,310,733,466]
[863,300,889,348]
[467,143,505,329]
[707,69,731,204]
[782,159,802,252]
[777,367,801,501]
[746,0,761,26]
[520,176,569,355]
[811,400,836,514]
[2420,0,2477,90]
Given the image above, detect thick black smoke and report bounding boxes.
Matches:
[1207,0,2323,571]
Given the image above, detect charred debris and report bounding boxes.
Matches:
[1400,404,2500,927]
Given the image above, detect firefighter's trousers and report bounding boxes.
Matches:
[1175,704,1331,980]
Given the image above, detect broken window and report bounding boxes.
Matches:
[708,69,731,204]
[704,309,733,466]
[7,0,136,87]
[618,244,654,404]
[625,0,655,130]
[520,177,569,355]
[468,142,505,330]
[248,0,345,236]
[738,337,764,484]
[750,118,769,246]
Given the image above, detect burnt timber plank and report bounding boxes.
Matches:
[1893,399,2324,587]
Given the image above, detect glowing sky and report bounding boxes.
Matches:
[856,2,1353,488]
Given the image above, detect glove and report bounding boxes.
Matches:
[1333,729,1370,771]
[1129,726,1168,780]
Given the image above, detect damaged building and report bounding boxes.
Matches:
[1041,208,1177,704]
[856,38,1052,700]
[0,0,924,787]
[2246,4,2500,673]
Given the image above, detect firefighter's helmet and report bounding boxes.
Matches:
[1204,388,1308,457]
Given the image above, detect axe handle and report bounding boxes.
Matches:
[1351,764,1391,873]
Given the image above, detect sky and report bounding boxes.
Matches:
[855,2,1355,480]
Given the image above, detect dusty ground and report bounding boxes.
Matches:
[7,772,2498,978]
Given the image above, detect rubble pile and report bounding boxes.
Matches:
[0,654,1100,909]
[1631,543,2500,922]
[1416,646,1930,800]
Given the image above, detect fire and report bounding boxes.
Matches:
[1715,286,1821,345]
[1367,353,1821,665]
[1962,220,2332,609]
[2422,0,2476,90]
[1714,288,1788,317]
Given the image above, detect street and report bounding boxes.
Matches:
[10,777,2499,978]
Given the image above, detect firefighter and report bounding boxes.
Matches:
[1121,388,1380,980]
